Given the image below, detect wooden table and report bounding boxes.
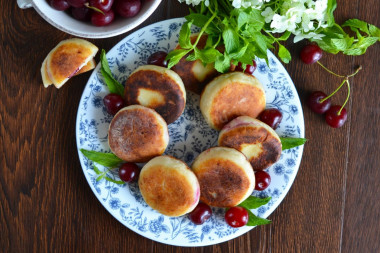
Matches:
[1,1,379,252]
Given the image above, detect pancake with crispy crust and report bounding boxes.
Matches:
[45,38,98,88]
[218,116,282,171]
[172,34,219,94]
[124,65,186,124]
[108,105,169,163]
[200,72,266,130]
[139,156,200,217]
[191,147,255,208]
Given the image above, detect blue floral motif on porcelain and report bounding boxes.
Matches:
[76,18,305,247]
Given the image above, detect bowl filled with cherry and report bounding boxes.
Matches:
[17,0,162,38]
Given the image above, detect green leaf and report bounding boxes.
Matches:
[93,165,101,175]
[277,31,291,41]
[223,28,240,54]
[326,0,337,26]
[331,37,354,51]
[239,196,271,209]
[215,53,231,73]
[278,44,291,64]
[185,13,220,34]
[344,37,378,55]
[100,49,125,96]
[80,149,123,167]
[179,21,193,49]
[246,209,272,226]
[96,174,105,182]
[280,137,307,151]
[237,43,257,65]
[166,49,191,69]
[195,48,223,64]
[368,24,380,38]
[342,19,369,34]
[104,177,125,185]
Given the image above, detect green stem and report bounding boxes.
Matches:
[347,65,362,78]
[338,79,351,115]
[192,11,217,48]
[317,61,346,78]
[320,78,347,103]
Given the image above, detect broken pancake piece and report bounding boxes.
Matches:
[139,156,200,217]
[191,147,255,208]
[200,72,266,130]
[108,105,169,163]
[42,58,96,88]
[218,116,282,171]
[124,65,186,124]
[42,38,98,88]
[172,34,219,94]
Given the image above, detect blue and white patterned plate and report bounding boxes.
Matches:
[76,18,305,246]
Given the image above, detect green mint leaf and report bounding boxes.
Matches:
[237,43,256,65]
[195,48,223,64]
[344,37,378,55]
[96,174,105,182]
[80,149,123,167]
[278,44,291,64]
[326,0,337,26]
[277,31,291,41]
[215,53,231,73]
[280,137,307,151]
[368,24,380,38]
[100,49,124,96]
[104,176,125,185]
[179,20,193,49]
[93,165,101,175]
[167,49,191,69]
[185,13,220,34]
[239,196,271,209]
[186,52,197,61]
[342,19,370,34]
[331,37,354,51]
[223,28,240,54]
[237,11,250,30]
[246,209,271,226]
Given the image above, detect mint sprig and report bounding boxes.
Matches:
[80,149,124,185]
[100,49,125,96]
[280,137,307,151]
[237,195,272,226]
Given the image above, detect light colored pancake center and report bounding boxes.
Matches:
[137,88,165,107]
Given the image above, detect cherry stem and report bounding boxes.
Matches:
[320,78,347,103]
[338,79,351,115]
[317,62,362,79]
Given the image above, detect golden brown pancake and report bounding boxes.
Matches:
[139,156,200,217]
[124,65,186,124]
[218,116,282,171]
[200,72,266,130]
[108,105,169,163]
[45,38,98,88]
[172,34,219,94]
[191,147,255,208]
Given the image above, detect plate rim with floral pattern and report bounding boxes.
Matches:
[76,18,305,247]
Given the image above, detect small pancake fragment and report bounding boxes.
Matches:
[218,116,282,171]
[200,72,266,130]
[108,105,169,163]
[124,65,186,124]
[139,156,200,217]
[191,147,255,208]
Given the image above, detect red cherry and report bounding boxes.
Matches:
[147,51,168,68]
[225,206,249,227]
[103,93,125,115]
[115,0,141,18]
[235,60,257,75]
[300,44,323,64]
[50,0,70,10]
[189,202,212,225]
[89,0,114,12]
[71,6,91,21]
[254,171,271,191]
[258,108,283,130]
[67,0,87,8]
[91,9,115,26]
[307,91,331,114]
[119,163,140,182]
[325,105,347,128]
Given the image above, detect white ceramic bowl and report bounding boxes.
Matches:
[17,0,162,38]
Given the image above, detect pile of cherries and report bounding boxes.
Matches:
[103,50,282,228]
[301,44,361,128]
[48,0,142,26]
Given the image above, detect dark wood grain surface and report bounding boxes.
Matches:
[1,1,379,252]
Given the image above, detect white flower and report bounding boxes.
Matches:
[178,0,208,6]
[261,7,275,23]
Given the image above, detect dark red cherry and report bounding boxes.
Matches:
[258,108,283,130]
[71,6,91,21]
[103,93,125,115]
[119,163,140,182]
[254,171,271,191]
[91,9,115,26]
[50,0,70,10]
[89,0,114,12]
[225,206,249,228]
[147,51,168,68]
[189,202,212,225]
[67,0,87,8]
[235,60,257,75]
[300,44,323,64]
[115,0,141,18]
[325,105,347,128]
[307,91,331,114]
